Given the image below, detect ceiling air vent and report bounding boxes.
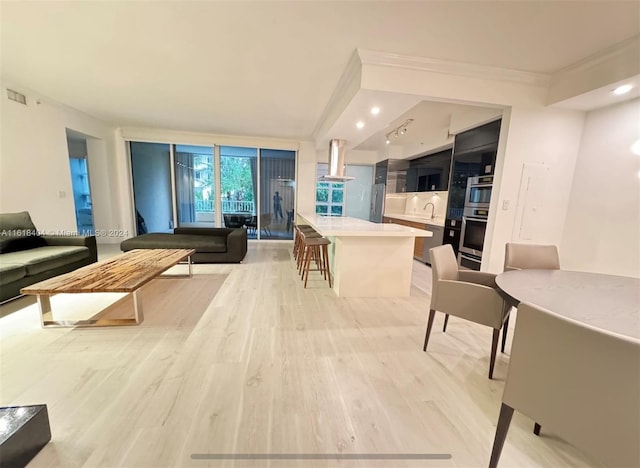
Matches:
[7,89,27,105]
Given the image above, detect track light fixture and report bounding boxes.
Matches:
[385,119,414,144]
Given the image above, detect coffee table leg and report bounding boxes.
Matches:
[132,290,144,323]
[37,292,143,328]
[37,295,52,328]
[188,255,192,277]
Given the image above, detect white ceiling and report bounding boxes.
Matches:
[1,1,639,146]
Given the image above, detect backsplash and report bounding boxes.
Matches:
[385,191,449,220]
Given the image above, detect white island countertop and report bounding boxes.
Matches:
[383,213,445,227]
[299,213,432,237]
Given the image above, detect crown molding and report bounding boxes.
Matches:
[552,35,639,78]
[357,49,550,87]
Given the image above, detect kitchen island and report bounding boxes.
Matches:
[298,213,432,297]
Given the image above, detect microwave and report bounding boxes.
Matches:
[464,175,493,209]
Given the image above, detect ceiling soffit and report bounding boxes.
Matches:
[315,40,639,151]
[547,35,640,106]
[314,49,552,150]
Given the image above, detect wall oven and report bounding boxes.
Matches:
[459,207,489,270]
[465,175,493,209]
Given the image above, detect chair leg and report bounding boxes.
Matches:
[533,423,541,436]
[423,309,436,352]
[501,314,510,353]
[489,403,514,468]
[489,328,500,379]
[443,314,449,332]
[303,248,313,288]
[323,245,332,288]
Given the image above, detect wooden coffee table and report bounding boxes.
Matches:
[21,249,195,328]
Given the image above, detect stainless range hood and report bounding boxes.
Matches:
[318,139,355,181]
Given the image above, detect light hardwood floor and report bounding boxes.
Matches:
[0,243,599,467]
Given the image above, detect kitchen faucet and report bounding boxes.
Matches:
[423,202,436,219]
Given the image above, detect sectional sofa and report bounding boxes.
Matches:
[0,212,98,302]
[120,227,247,263]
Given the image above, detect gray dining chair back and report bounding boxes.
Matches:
[504,242,560,271]
[491,302,640,468]
[424,244,510,379]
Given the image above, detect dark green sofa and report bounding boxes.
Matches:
[0,212,98,302]
[120,227,247,263]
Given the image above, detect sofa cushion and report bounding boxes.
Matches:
[0,263,27,285]
[121,233,227,253]
[0,211,38,232]
[0,246,90,276]
[0,211,47,253]
[0,235,47,253]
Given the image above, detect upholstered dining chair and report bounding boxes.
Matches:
[504,242,560,271]
[489,302,640,468]
[424,244,510,379]
[503,242,560,434]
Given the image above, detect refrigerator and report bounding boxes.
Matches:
[369,183,386,223]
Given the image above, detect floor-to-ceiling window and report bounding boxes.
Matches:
[220,145,257,236]
[66,132,95,235]
[129,141,296,240]
[175,144,215,227]
[130,142,173,234]
[259,149,296,240]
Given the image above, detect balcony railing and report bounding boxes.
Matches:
[194,200,255,213]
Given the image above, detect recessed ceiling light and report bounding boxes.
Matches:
[370,106,381,115]
[613,84,633,95]
[356,121,365,129]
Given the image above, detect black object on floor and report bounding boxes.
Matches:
[0,405,51,468]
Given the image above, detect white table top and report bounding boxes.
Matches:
[496,269,640,339]
[298,213,433,237]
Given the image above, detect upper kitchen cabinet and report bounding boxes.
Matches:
[376,159,409,193]
[452,119,501,175]
[406,148,452,192]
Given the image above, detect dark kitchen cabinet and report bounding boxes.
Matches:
[444,119,501,256]
[453,119,501,156]
[447,120,501,219]
[375,160,388,184]
[375,159,408,193]
[442,226,461,253]
[406,148,452,192]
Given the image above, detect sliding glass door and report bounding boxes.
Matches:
[129,141,295,239]
[220,146,257,236]
[175,144,215,227]
[130,142,173,234]
[260,149,296,240]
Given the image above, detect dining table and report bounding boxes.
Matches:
[489,269,640,468]
[496,269,640,339]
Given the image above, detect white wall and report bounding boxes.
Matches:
[0,81,120,241]
[485,105,585,272]
[560,99,640,277]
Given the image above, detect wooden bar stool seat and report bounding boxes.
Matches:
[293,225,320,263]
[296,229,323,274]
[300,236,332,288]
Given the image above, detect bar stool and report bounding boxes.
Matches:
[293,225,319,263]
[296,229,323,275]
[300,235,332,288]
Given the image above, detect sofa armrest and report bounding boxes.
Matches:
[226,229,247,258]
[42,235,98,263]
